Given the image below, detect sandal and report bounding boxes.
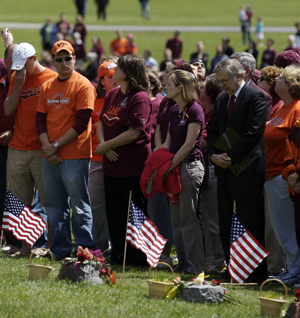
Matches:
[7,250,30,257]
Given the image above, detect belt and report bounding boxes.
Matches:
[183,156,200,164]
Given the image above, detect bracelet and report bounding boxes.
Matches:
[291,173,298,179]
[168,167,173,171]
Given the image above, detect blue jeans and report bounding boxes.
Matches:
[42,158,95,260]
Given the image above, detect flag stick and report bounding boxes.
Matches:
[122,190,132,287]
[230,200,236,298]
[0,229,3,252]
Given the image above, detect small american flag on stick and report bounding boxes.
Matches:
[126,201,167,267]
[2,191,47,247]
[228,209,269,283]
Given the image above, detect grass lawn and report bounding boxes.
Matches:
[0,0,297,70]
[0,253,296,318]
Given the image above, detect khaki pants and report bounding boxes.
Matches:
[6,147,44,206]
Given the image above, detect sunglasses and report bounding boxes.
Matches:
[53,56,73,63]
[259,75,268,82]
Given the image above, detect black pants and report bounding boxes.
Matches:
[217,182,268,283]
[104,174,148,265]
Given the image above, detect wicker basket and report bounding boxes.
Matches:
[28,248,55,281]
[258,278,288,317]
[147,262,174,299]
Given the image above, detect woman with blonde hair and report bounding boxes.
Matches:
[161,69,205,274]
[264,65,300,286]
[258,65,284,116]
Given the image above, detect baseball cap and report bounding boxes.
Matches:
[190,58,204,64]
[11,42,36,71]
[98,62,117,79]
[275,50,300,68]
[51,40,74,56]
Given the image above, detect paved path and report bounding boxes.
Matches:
[0,22,295,33]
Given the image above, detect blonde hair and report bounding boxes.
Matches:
[261,66,283,97]
[170,70,198,103]
[283,65,300,100]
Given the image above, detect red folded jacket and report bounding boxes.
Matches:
[140,148,181,204]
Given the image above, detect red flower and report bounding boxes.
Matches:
[77,251,86,263]
[100,268,108,276]
[212,279,220,286]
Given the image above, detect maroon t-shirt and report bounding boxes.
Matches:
[169,101,204,157]
[157,96,177,143]
[148,93,164,149]
[100,87,152,177]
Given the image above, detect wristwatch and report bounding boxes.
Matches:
[53,141,59,148]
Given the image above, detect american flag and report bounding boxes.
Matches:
[228,212,269,283]
[2,191,47,247]
[126,201,167,267]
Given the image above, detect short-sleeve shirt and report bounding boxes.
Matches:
[148,93,163,149]
[8,68,57,151]
[157,96,177,143]
[99,87,151,177]
[264,99,300,180]
[110,38,128,56]
[169,101,204,157]
[91,97,105,162]
[37,71,96,160]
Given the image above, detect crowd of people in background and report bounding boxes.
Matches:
[2,7,300,288]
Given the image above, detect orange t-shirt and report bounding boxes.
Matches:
[37,71,96,160]
[110,38,128,56]
[264,99,300,180]
[8,68,57,151]
[91,97,104,162]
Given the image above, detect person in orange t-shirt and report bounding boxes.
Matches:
[4,42,56,257]
[36,40,96,260]
[264,65,300,285]
[110,30,128,57]
[88,59,118,252]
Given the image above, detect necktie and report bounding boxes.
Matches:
[225,95,235,129]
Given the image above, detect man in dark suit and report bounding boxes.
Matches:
[230,52,272,120]
[207,59,268,283]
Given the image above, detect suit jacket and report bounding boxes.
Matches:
[207,84,267,187]
[249,79,272,120]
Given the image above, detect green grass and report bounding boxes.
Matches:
[0,254,296,318]
[0,0,297,70]
[0,0,299,26]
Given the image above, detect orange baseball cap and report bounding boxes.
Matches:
[98,62,117,79]
[51,40,75,56]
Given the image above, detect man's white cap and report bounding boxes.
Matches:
[11,42,36,71]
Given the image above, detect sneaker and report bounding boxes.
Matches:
[157,254,173,267]
[277,273,300,286]
[269,266,289,279]
[207,264,227,274]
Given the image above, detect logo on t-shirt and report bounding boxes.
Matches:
[139,118,147,125]
[20,86,41,100]
[102,105,121,126]
[267,116,284,127]
[47,93,70,109]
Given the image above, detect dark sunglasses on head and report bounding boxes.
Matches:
[53,56,73,63]
[260,75,268,82]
